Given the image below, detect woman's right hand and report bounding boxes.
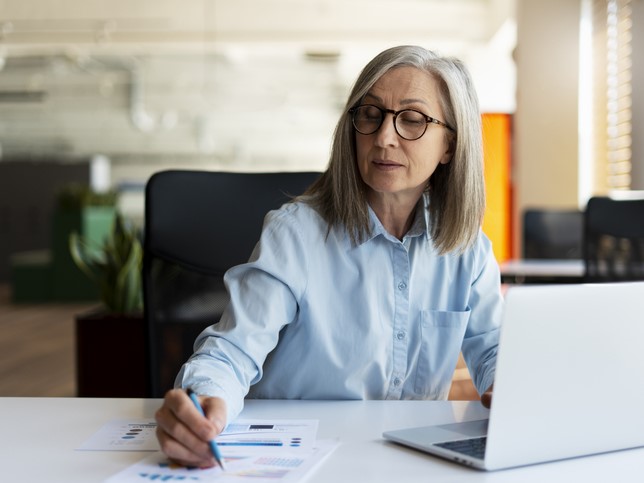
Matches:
[155,388,228,468]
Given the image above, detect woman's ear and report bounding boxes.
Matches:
[439,136,455,165]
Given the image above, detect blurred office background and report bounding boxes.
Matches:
[0,0,643,395]
[2,0,643,277]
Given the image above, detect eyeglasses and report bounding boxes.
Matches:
[349,104,455,141]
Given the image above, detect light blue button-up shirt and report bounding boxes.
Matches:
[177,195,502,421]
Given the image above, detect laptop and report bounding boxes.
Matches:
[383,282,644,471]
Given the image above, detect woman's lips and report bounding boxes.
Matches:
[372,159,402,171]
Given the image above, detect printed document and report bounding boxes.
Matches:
[103,419,338,482]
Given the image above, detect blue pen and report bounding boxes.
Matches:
[186,388,226,470]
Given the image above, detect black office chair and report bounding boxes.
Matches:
[143,170,321,397]
[583,196,644,282]
[523,208,583,259]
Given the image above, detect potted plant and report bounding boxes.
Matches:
[10,184,117,303]
[53,184,119,301]
[69,212,143,313]
[69,212,149,397]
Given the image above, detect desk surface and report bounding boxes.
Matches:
[1,398,643,482]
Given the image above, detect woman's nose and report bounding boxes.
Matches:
[374,114,399,147]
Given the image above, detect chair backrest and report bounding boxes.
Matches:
[522,208,583,259]
[143,170,321,397]
[583,196,644,282]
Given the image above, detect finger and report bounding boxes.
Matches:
[156,425,216,468]
[171,392,219,442]
[155,407,212,464]
[155,390,215,461]
[155,403,210,455]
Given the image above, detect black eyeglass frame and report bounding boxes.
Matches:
[348,104,455,141]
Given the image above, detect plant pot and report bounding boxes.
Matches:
[75,309,149,397]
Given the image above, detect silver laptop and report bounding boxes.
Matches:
[383,282,644,471]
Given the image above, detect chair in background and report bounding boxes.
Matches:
[523,208,584,259]
[583,196,644,282]
[143,170,320,397]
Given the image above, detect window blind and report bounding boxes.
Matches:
[592,0,633,191]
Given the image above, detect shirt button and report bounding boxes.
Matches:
[397,281,407,291]
[393,377,401,387]
[396,331,406,341]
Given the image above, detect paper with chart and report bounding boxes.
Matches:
[104,419,338,483]
[77,419,160,451]
[218,419,318,452]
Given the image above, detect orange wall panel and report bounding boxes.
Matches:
[481,114,512,262]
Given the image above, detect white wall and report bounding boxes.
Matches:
[514,0,582,253]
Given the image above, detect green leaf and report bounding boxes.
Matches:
[68,212,143,314]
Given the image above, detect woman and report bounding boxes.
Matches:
[155,45,502,467]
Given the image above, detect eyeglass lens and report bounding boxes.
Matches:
[352,105,428,140]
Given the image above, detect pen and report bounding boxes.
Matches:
[186,388,226,471]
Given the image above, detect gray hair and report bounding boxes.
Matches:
[306,45,485,254]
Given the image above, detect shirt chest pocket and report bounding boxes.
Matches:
[414,309,470,397]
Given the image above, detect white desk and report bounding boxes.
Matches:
[1,398,643,482]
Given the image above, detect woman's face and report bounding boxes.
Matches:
[355,66,453,206]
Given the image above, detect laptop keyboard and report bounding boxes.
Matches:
[435,436,487,459]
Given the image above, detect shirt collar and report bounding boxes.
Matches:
[361,193,431,246]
